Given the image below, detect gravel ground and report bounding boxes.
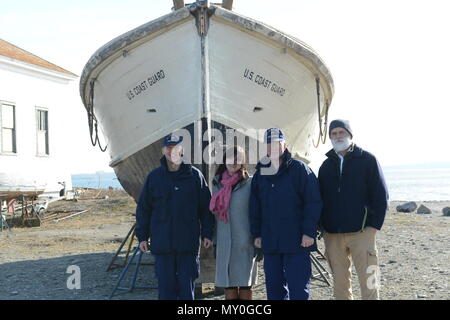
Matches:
[1,191,449,300]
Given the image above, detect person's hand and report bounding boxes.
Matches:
[254,237,262,249]
[139,241,149,253]
[301,235,314,248]
[203,238,213,249]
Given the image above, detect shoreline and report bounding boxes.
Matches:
[389,200,450,214]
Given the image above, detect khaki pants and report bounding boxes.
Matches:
[323,228,380,300]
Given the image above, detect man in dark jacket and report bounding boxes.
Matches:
[318,119,388,300]
[135,133,214,300]
[250,128,322,300]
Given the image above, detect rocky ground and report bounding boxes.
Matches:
[0,191,448,300]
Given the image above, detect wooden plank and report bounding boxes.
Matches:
[54,209,89,222]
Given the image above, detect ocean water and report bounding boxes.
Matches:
[72,164,450,201]
[71,172,123,190]
[383,165,450,201]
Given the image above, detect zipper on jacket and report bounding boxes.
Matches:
[360,207,368,232]
[338,173,342,192]
[338,163,342,193]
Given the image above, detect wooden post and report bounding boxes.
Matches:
[222,0,233,10]
[173,0,185,10]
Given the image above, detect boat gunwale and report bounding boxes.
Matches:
[211,6,334,103]
[79,5,334,110]
[79,7,193,108]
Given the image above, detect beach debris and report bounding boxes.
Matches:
[74,189,84,197]
[396,201,417,213]
[54,209,89,223]
[387,260,397,264]
[416,204,431,215]
[442,207,450,216]
[34,200,49,217]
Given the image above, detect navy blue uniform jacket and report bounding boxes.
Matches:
[135,158,214,254]
[318,145,389,233]
[249,150,323,254]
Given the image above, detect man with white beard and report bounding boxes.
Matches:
[318,119,388,300]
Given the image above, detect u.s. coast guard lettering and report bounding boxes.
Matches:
[126,69,166,101]
[243,67,286,96]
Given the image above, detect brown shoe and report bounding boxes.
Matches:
[238,288,252,300]
[224,288,239,300]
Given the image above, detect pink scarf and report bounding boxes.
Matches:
[209,171,241,223]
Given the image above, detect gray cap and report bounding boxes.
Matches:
[329,119,353,138]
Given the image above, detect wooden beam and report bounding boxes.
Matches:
[54,209,89,222]
[173,0,185,10]
[222,0,233,10]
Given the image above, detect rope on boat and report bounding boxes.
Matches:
[313,76,329,148]
[87,79,107,152]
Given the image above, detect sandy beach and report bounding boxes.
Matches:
[0,190,448,300]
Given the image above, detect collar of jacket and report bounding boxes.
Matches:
[212,172,249,190]
[159,156,192,176]
[325,144,363,161]
[255,149,293,174]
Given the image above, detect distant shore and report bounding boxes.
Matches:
[72,162,450,201]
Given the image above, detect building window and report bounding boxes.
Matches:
[0,102,17,154]
[36,109,49,155]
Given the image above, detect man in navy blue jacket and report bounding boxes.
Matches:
[135,134,214,300]
[250,128,322,300]
[318,119,388,300]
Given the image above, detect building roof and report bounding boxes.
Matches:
[0,39,77,77]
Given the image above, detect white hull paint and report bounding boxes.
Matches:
[93,19,202,166]
[0,164,71,201]
[0,172,46,201]
[80,4,334,200]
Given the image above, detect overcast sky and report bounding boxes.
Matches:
[1,0,449,173]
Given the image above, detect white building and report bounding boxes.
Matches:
[0,39,77,200]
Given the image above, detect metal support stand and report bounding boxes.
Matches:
[0,213,10,231]
[109,246,158,299]
[106,223,137,271]
[310,248,332,286]
[0,195,9,231]
[20,196,41,227]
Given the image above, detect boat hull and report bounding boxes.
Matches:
[0,172,46,202]
[113,120,261,201]
[80,6,334,200]
[80,3,335,285]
